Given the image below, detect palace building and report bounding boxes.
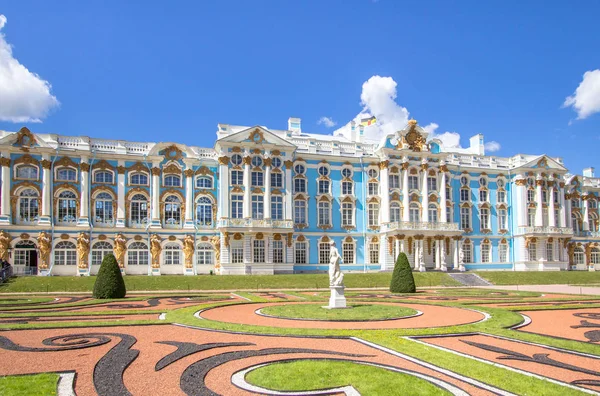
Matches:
[0,118,598,276]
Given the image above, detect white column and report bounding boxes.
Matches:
[78,160,90,226]
[0,156,10,223]
[243,156,251,219]
[150,165,161,227]
[418,240,426,272]
[421,166,429,222]
[458,240,465,271]
[435,239,441,269]
[400,239,405,253]
[452,239,459,270]
[439,170,447,223]
[244,234,252,265]
[583,197,590,231]
[264,159,272,220]
[413,240,419,270]
[440,239,447,271]
[535,178,543,226]
[284,161,293,221]
[116,163,126,227]
[184,168,194,229]
[40,156,52,224]
[218,159,230,219]
[402,164,409,222]
[564,191,572,228]
[516,178,526,226]
[380,161,390,224]
[548,185,556,227]
[395,238,400,259]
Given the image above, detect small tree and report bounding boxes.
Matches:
[93,253,126,299]
[390,252,416,293]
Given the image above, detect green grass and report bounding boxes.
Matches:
[0,272,460,293]
[260,303,417,321]
[0,373,59,395]
[245,359,450,395]
[475,271,600,285]
[0,297,55,305]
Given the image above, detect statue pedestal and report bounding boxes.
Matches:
[324,286,347,309]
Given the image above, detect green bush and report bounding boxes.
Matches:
[93,253,126,299]
[390,252,416,293]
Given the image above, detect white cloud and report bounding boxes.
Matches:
[484,141,501,152]
[0,15,59,123]
[564,69,600,120]
[317,116,336,127]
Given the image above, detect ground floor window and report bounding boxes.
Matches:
[499,243,508,262]
[369,242,379,264]
[342,242,354,264]
[54,241,77,265]
[546,241,554,261]
[294,242,307,264]
[319,242,329,265]
[196,243,213,265]
[253,240,265,263]
[13,241,37,269]
[574,247,584,265]
[164,244,181,265]
[127,242,149,265]
[591,248,600,265]
[91,241,113,266]
[481,243,490,263]
[462,243,472,263]
[272,240,284,263]
[528,242,537,261]
[231,243,243,264]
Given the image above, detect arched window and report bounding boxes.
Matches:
[591,247,600,265]
[571,213,581,233]
[54,241,77,265]
[573,247,584,265]
[57,191,77,224]
[130,173,148,186]
[271,195,283,220]
[130,194,149,227]
[196,176,213,189]
[164,175,181,187]
[196,243,214,265]
[428,204,438,223]
[56,167,77,181]
[342,240,355,264]
[409,203,420,223]
[94,192,114,226]
[481,242,491,263]
[16,165,38,180]
[196,197,213,226]
[18,189,39,223]
[127,242,148,265]
[294,199,306,225]
[13,240,37,269]
[390,202,401,223]
[368,202,379,227]
[588,212,598,232]
[164,195,182,227]
[164,244,181,265]
[94,171,113,184]
[91,241,113,266]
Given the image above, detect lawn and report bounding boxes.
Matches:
[475,271,600,285]
[259,303,417,321]
[0,373,59,396]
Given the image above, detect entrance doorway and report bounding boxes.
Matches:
[14,241,37,275]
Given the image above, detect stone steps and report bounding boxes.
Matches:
[448,273,492,286]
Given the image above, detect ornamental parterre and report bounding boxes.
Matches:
[0,117,598,276]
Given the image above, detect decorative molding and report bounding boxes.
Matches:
[55,156,79,169]
[15,127,37,149]
[162,144,184,161]
[195,166,214,176]
[218,156,230,165]
[14,154,39,167]
[80,163,90,172]
[184,169,194,178]
[127,162,148,173]
[163,163,182,175]
[151,167,161,176]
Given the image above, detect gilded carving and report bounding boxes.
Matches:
[401,162,409,171]
[379,160,389,170]
[218,156,230,165]
[127,162,148,173]
[284,160,293,169]
[113,233,127,268]
[80,163,90,172]
[0,231,12,262]
[287,232,293,248]
[223,232,230,247]
[0,157,11,167]
[76,232,90,269]
[15,127,37,148]
[439,164,449,173]
[388,236,394,255]
[55,156,79,169]
[162,144,184,161]
[242,156,252,166]
[162,163,182,175]
[14,154,40,168]
[37,232,51,269]
[183,235,194,268]
[19,233,30,240]
[210,236,221,268]
[151,167,161,176]
[248,128,265,144]
[184,169,194,178]
[264,158,272,167]
[134,235,142,241]
[535,179,544,186]
[407,236,413,254]
[150,234,162,268]
[195,166,213,176]
[515,179,527,186]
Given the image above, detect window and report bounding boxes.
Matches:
[271,196,283,220]
[528,242,537,261]
[318,180,330,194]
[543,208,549,227]
[271,172,283,188]
[130,173,148,185]
[571,198,580,208]
[94,192,114,225]
[590,200,598,209]
[479,190,488,202]
[164,195,181,226]
[16,165,38,180]
[460,206,471,230]
[13,241,36,267]
[460,188,470,202]
[18,189,39,223]
[56,168,76,181]
[555,209,561,227]
[463,243,472,263]
[369,241,379,264]
[91,241,113,266]
[272,240,284,263]
[341,168,352,178]
[272,157,282,168]
[427,176,437,192]
[428,204,438,223]
[389,174,400,189]
[130,194,149,226]
[408,175,419,190]
[591,248,600,265]
[390,202,401,222]
[546,241,554,261]
[252,195,264,220]
[94,171,113,184]
[253,240,265,262]
[409,203,420,223]
[446,206,452,223]
[319,242,329,264]
[446,186,451,200]
[342,202,354,226]
[572,214,581,233]
[231,154,243,166]
[294,178,306,193]
[499,243,508,262]
[128,242,149,265]
[318,201,331,226]
[589,213,598,232]
[231,170,243,185]
[479,177,487,188]
[542,190,548,203]
[480,208,490,230]
[294,164,305,175]
[368,182,379,196]
[294,242,307,264]
[342,181,353,195]
[527,189,535,203]
[498,209,507,230]
[251,171,264,187]
[553,189,559,204]
[54,241,77,265]
[368,203,379,227]
[367,168,378,178]
[481,243,491,263]
[294,200,306,224]
[497,190,506,203]
[196,197,213,226]
[57,191,77,224]
[342,242,354,264]
[573,247,584,265]
[497,179,505,189]
[252,156,263,167]
[196,243,213,265]
[527,208,535,227]
[196,176,213,189]
[318,166,330,177]
[231,195,243,219]
[164,175,181,187]
[164,244,181,265]
[231,243,243,264]
[460,176,468,186]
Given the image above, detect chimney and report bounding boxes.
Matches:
[470,134,484,155]
[358,125,364,143]
[350,121,357,141]
[583,167,595,178]
[288,117,301,134]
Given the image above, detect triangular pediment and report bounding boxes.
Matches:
[519,155,567,172]
[0,127,52,149]
[216,126,296,148]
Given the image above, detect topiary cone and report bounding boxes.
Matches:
[390,252,416,293]
[93,253,126,299]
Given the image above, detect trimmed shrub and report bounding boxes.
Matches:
[390,252,416,293]
[93,253,126,299]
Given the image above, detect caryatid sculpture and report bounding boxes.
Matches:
[150,234,162,268]
[0,231,12,263]
[76,232,90,269]
[183,235,195,269]
[37,232,51,270]
[113,233,127,268]
[328,241,344,287]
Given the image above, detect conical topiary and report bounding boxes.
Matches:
[390,252,416,293]
[93,253,126,299]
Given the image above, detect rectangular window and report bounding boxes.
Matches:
[528,242,537,261]
[480,208,489,230]
[271,196,283,220]
[342,203,354,226]
[251,171,264,187]
[319,243,329,264]
[527,190,535,203]
[446,207,452,223]
[497,190,505,203]
[460,207,470,230]
[369,242,379,264]
[389,174,400,189]
[546,241,554,261]
[553,190,559,204]
[499,209,507,230]
[408,176,419,190]
[342,243,354,264]
[542,190,548,203]
[342,181,353,195]
[294,242,307,264]
[318,202,330,226]
[294,178,306,193]
[368,204,379,227]
[164,249,180,265]
[527,208,535,227]
[271,173,283,188]
[427,177,437,192]
[499,244,507,262]
[555,209,561,227]
[231,244,244,264]
[253,240,265,263]
[231,170,243,185]
[231,195,243,219]
[294,200,306,224]
[318,180,330,194]
[479,190,488,202]
[463,244,472,263]
[446,186,451,200]
[368,182,378,196]
[252,196,264,220]
[272,240,284,263]
[460,188,470,202]
[91,251,110,266]
[481,244,490,263]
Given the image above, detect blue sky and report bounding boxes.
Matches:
[1,1,599,174]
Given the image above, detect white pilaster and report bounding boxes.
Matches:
[150,165,161,228]
[0,156,11,224]
[284,160,293,220]
[78,159,90,226]
[418,240,426,272]
[264,160,272,220]
[402,164,409,222]
[583,197,590,231]
[564,192,572,228]
[440,239,447,271]
[535,178,543,226]
[548,185,556,227]
[516,177,526,226]
[439,170,447,223]
[435,239,441,270]
[243,156,251,219]
[39,155,52,225]
[453,240,459,270]
[421,165,429,222]
[380,161,390,224]
[218,161,230,219]
[116,162,126,227]
[184,167,194,229]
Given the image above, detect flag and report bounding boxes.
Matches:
[360,116,377,126]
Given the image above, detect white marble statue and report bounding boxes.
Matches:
[328,242,344,287]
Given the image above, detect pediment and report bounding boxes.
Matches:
[0,127,52,149]
[216,126,296,148]
[147,142,195,159]
[520,155,567,172]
